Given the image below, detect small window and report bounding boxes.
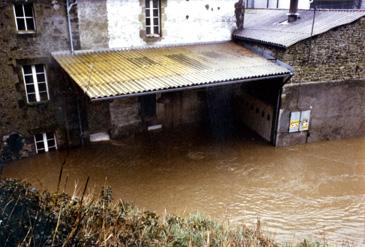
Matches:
[13,4,36,32]
[145,0,161,37]
[34,132,57,154]
[22,64,50,103]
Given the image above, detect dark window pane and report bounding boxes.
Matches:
[154,26,159,34]
[14,5,23,16]
[145,9,150,17]
[17,19,26,31]
[153,9,158,17]
[153,17,159,25]
[26,85,35,93]
[146,27,151,35]
[145,0,150,8]
[153,0,159,8]
[37,74,45,82]
[146,18,150,26]
[40,91,48,101]
[35,64,44,73]
[24,75,33,84]
[48,139,55,147]
[28,93,36,102]
[23,65,32,74]
[37,142,44,149]
[24,4,33,17]
[46,132,54,139]
[48,146,56,151]
[26,18,35,31]
[38,83,47,92]
[35,134,43,142]
[37,149,45,153]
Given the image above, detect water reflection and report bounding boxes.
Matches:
[3,129,365,246]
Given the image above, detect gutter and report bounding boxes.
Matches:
[89,73,292,102]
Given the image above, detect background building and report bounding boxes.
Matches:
[234,9,365,145]
[311,0,365,9]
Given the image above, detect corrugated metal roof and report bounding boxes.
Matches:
[52,42,290,100]
[234,9,365,48]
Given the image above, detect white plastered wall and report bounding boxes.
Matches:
[106,0,237,49]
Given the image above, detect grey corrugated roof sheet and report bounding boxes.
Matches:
[233,9,365,48]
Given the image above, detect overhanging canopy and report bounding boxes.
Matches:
[52,42,290,101]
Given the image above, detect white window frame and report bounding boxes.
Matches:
[34,133,58,154]
[13,4,36,33]
[145,0,161,37]
[22,64,50,103]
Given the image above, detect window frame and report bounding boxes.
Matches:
[22,64,50,104]
[145,0,161,37]
[13,3,36,33]
[34,133,58,154]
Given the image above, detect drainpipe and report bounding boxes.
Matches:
[66,0,77,54]
[76,96,84,146]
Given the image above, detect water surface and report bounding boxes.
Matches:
[3,130,365,245]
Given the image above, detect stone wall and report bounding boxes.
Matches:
[278,18,365,145]
[240,18,365,84]
[0,0,80,162]
[261,18,365,146]
[87,89,206,139]
[282,18,365,84]
[77,0,109,49]
[109,98,142,138]
[238,17,365,146]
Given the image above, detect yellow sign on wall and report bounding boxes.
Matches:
[289,110,311,133]
[289,111,300,133]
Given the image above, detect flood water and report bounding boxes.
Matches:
[3,129,365,246]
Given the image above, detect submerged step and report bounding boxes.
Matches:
[89,132,110,142]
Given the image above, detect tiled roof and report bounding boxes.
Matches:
[52,42,290,100]
[233,9,365,48]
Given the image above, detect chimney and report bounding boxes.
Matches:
[235,0,245,30]
[288,0,299,23]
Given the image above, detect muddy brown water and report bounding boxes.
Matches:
[3,130,365,245]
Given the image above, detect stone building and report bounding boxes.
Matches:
[1,0,365,163]
[0,0,83,162]
[234,9,365,146]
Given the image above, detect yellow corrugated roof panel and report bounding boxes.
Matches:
[52,42,290,100]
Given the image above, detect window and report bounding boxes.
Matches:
[22,64,50,103]
[145,0,161,37]
[13,4,36,32]
[34,133,57,154]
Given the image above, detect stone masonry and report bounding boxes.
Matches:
[0,0,81,162]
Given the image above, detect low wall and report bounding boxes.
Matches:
[276,79,365,146]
